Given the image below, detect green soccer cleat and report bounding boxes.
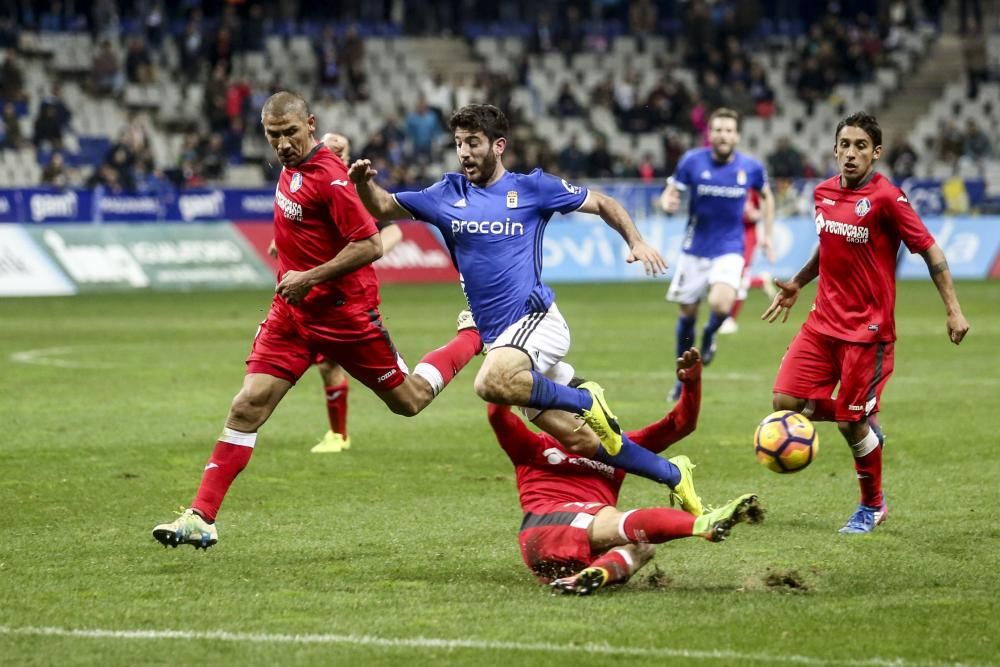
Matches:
[310,430,350,453]
[668,454,704,516]
[550,566,610,596]
[692,493,764,542]
[152,508,218,550]
[578,381,623,454]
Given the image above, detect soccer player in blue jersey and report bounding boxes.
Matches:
[660,108,775,401]
[349,104,705,515]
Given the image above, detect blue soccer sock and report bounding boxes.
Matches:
[595,434,681,487]
[701,311,727,352]
[527,370,593,413]
[676,315,696,358]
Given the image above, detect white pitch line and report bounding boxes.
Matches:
[9,346,118,370]
[0,625,987,667]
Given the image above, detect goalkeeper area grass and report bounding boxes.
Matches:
[1,280,997,666]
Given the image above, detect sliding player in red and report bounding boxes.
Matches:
[489,349,762,595]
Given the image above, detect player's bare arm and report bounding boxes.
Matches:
[920,243,970,345]
[762,246,819,323]
[759,183,776,263]
[276,233,383,305]
[347,159,410,221]
[659,181,681,214]
[578,190,667,275]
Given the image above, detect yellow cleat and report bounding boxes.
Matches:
[692,493,763,541]
[152,508,218,549]
[310,431,350,453]
[578,381,623,454]
[668,455,704,516]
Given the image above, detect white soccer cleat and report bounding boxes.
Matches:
[718,317,739,335]
[152,508,218,549]
[456,309,478,332]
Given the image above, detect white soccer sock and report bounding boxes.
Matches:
[219,427,257,448]
[413,362,444,396]
[849,428,879,458]
[617,509,638,542]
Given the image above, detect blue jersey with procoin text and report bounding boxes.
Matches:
[395,169,588,343]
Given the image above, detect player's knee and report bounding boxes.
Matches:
[474,371,511,403]
[772,393,805,412]
[837,420,866,442]
[229,391,269,428]
[385,394,422,417]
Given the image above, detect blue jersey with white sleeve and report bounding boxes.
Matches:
[395,169,588,344]
[669,148,767,258]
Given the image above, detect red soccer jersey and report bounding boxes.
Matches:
[807,172,934,343]
[272,144,380,321]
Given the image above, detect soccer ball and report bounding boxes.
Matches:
[754,410,819,473]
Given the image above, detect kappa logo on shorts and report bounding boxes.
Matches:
[376,368,398,383]
[868,323,880,332]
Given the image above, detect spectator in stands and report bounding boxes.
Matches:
[223,116,245,163]
[421,72,452,123]
[243,3,266,52]
[699,71,726,113]
[179,18,206,85]
[38,84,72,132]
[530,9,557,54]
[125,36,155,85]
[404,97,442,160]
[103,143,137,192]
[748,62,775,118]
[200,133,227,182]
[41,152,70,189]
[553,83,584,118]
[90,0,120,41]
[962,20,988,99]
[0,48,26,103]
[0,16,16,49]
[316,26,343,99]
[938,120,965,163]
[586,134,614,178]
[794,55,830,116]
[33,105,66,152]
[87,162,124,194]
[0,101,23,149]
[767,137,805,179]
[962,120,993,161]
[628,0,658,50]
[635,153,658,182]
[341,26,368,102]
[91,39,124,97]
[726,81,755,119]
[885,134,919,181]
[557,134,586,179]
[209,27,235,76]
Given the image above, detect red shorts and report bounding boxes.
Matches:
[518,501,608,583]
[246,299,406,392]
[774,325,895,422]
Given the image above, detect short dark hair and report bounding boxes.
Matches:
[709,107,741,131]
[448,104,509,142]
[261,91,310,120]
[835,112,882,147]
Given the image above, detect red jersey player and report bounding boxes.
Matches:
[489,349,763,595]
[267,132,404,455]
[152,92,483,549]
[762,112,970,534]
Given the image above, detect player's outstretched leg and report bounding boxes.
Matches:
[839,503,888,534]
[577,381,623,453]
[152,508,218,549]
[692,493,764,542]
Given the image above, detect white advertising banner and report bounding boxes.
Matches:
[0,225,76,297]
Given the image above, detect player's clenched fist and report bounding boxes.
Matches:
[348,159,377,184]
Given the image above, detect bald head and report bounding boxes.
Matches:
[261,91,310,122]
[321,133,350,161]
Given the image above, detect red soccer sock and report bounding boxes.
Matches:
[191,429,256,522]
[414,329,483,394]
[324,380,349,437]
[586,549,632,585]
[854,445,884,508]
[621,507,697,543]
[729,299,744,320]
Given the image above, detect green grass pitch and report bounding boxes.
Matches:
[1,280,998,666]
